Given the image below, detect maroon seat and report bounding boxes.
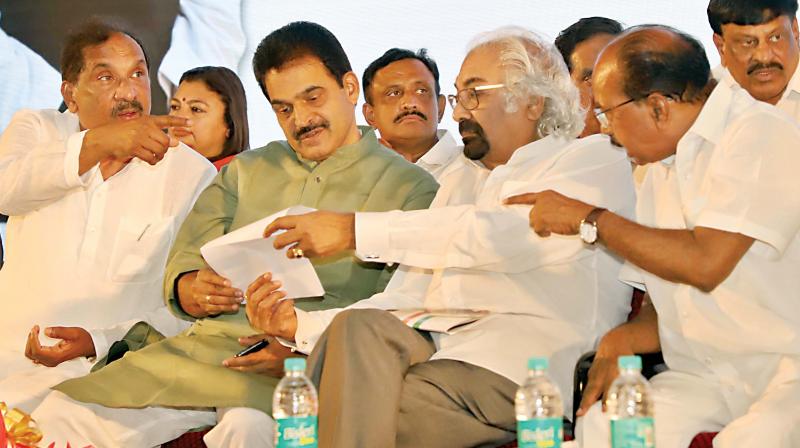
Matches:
[163,429,210,448]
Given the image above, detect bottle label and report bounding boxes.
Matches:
[517,418,563,448]
[611,417,655,448]
[276,416,318,448]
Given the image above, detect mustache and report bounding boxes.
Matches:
[394,110,427,123]
[747,62,783,75]
[294,121,330,140]
[111,100,143,117]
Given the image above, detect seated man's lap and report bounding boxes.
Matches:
[32,390,216,447]
[0,357,92,412]
[577,370,729,448]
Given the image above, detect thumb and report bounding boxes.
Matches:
[168,135,181,148]
[45,326,80,340]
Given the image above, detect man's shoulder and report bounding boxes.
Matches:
[5,108,75,132]
[165,142,216,171]
[549,134,630,170]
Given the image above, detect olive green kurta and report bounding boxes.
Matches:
[55,127,438,414]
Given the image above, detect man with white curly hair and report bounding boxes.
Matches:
[252,26,636,447]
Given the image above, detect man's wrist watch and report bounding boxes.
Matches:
[579,207,607,244]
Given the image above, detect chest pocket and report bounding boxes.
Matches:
[108,217,176,283]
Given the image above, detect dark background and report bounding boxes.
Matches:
[0,0,180,114]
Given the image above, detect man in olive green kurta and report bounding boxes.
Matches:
[33,22,438,448]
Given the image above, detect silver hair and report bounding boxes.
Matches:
[468,26,585,139]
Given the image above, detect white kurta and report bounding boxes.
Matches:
[293,133,636,415]
[0,109,216,381]
[582,71,800,448]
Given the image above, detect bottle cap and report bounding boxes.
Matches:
[617,355,642,370]
[527,356,548,371]
[284,357,307,372]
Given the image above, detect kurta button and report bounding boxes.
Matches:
[315,176,321,183]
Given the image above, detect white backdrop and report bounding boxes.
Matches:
[237,0,721,146]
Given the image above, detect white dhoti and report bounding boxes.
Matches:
[577,361,800,448]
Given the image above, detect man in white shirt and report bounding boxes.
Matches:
[361,48,460,180]
[251,26,635,447]
[507,25,800,447]
[0,19,216,427]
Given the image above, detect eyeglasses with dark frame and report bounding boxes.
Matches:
[447,84,505,110]
[594,92,679,130]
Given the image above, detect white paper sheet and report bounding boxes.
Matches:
[200,206,324,299]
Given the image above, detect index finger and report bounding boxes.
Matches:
[150,115,192,129]
[263,216,298,239]
[197,269,234,288]
[503,192,539,206]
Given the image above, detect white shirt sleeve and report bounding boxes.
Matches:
[0,110,90,215]
[356,141,632,273]
[695,112,800,258]
[291,286,426,354]
[86,307,192,360]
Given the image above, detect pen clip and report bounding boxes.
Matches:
[136,223,152,242]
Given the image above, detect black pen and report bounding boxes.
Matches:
[235,339,269,357]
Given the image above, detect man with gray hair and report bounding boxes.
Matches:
[250,26,636,446]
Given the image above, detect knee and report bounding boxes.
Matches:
[328,309,396,338]
[716,409,800,448]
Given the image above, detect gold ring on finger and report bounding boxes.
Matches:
[205,294,211,304]
[291,247,304,259]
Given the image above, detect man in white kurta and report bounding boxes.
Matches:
[0,24,216,425]
[514,26,800,448]
[252,28,635,447]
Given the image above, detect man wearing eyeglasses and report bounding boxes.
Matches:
[362,48,461,180]
[555,17,624,138]
[507,25,800,448]
[245,27,635,446]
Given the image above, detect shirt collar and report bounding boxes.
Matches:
[417,129,460,167]
[283,125,376,172]
[682,73,739,148]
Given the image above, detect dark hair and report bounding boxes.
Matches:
[361,48,441,104]
[708,0,798,35]
[555,17,624,72]
[252,21,352,101]
[61,18,150,83]
[179,66,250,160]
[617,25,712,103]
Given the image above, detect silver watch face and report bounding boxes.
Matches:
[580,221,598,244]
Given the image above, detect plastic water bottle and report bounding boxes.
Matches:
[273,357,318,448]
[606,355,655,448]
[515,356,564,448]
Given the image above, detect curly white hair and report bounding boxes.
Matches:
[468,26,585,139]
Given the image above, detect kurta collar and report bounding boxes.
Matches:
[283,125,377,173]
[417,129,459,166]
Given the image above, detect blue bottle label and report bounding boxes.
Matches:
[611,417,655,448]
[276,416,318,448]
[517,417,563,448]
